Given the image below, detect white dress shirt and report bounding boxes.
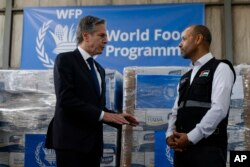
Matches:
[78,46,104,121]
[166,52,234,144]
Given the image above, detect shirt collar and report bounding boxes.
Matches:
[192,52,213,67]
[78,46,91,61]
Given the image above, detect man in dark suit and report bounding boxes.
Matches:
[45,15,139,167]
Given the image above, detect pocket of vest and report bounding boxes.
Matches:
[191,78,212,99]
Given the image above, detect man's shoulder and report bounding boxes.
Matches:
[54,49,80,68]
[58,49,78,57]
[55,49,79,60]
[182,69,192,77]
[216,59,235,78]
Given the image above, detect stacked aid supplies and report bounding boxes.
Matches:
[0,69,123,167]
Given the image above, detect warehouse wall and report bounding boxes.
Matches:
[0,0,249,68]
[0,0,5,68]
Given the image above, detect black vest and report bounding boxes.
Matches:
[175,58,235,148]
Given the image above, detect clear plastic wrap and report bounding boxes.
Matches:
[0,69,123,167]
[234,65,250,150]
[121,66,188,167]
[0,70,55,166]
[121,65,250,167]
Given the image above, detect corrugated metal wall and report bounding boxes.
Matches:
[0,0,249,68]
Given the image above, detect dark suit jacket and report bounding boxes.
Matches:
[45,49,119,155]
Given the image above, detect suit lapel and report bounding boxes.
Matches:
[74,49,103,97]
[73,49,92,80]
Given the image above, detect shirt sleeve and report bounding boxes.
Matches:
[166,84,179,138]
[99,111,104,121]
[187,62,235,144]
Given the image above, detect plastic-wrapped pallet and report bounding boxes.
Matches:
[223,64,250,166]
[102,69,123,167]
[120,66,188,167]
[0,69,123,167]
[0,70,55,167]
[104,69,123,113]
[227,65,250,151]
[239,65,250,150]
[121,65,250,167]
[0,70,54,94]
[226,65,245,166]
[0,71,55,133]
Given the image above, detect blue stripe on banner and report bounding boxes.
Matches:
[154,131,174,167]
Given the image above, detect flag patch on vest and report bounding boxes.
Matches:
[199,70,210,77]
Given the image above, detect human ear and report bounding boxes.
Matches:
[195,34,203,45]
[83,32,89,41]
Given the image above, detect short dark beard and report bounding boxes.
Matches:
[182,54,189,59]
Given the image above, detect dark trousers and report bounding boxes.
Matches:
[174,146,227,167]
[55,149,101,167]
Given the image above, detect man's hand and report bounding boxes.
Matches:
[166,134,183,152]
[166,131,191,152]
[102,112,139,126]
[173,131,189,151]
[121,113,139,126]
[166,135,176,148]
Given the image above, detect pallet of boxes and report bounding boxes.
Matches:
[120,66,188,167]
[0,70,55,167]
[120,65,250,167]
[0,69,123,167]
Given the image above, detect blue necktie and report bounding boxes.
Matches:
[87,58,100,96]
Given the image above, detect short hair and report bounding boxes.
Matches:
[192,25,212,45]
[76,15,105,45]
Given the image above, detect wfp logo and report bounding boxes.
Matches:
[163,83,177,101]
[35,142,56,167]
[36,20,76,68]
[166,145,174,165]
